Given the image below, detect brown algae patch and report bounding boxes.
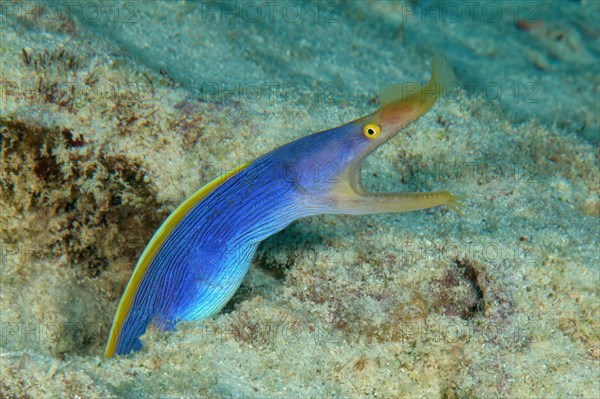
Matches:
[1,119,166,278]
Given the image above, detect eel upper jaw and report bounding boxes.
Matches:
[328,101,420,200]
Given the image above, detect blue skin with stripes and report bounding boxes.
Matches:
[115,124,366,355]
[107,55,463,356]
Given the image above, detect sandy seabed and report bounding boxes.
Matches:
[1,1,598,398]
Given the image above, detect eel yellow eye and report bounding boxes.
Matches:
[363,123,381,139]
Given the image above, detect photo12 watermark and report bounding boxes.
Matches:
[197,1,339,24]
[0,320,105,346]
[0,79,149,107]
[0,1,140,24]
[196,80,341,105]
[398,1,539,24]
[397,318,540,345]
[396,238,543,268]
[0,240,62,266]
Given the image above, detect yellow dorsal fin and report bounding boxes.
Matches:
[379,82,421,107]
[105,162,249,358]
[379,54,455,107]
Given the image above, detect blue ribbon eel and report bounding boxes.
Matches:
[105,55,464,357]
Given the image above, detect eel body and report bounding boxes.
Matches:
[105,55,462,357]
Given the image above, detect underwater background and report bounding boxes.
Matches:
[1,0,598,397]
